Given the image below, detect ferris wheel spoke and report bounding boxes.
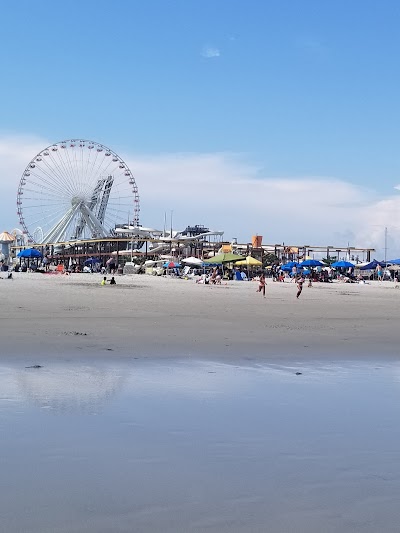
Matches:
[44,152,73,190]
[53,149,83,195]
[46,151,82,197]
[29,164,76,199]
[27,166,74,198]
[38,152,77,194]
[23,181,72,200]
[24,208,70,230]
[60,146,82,194]
[90,151,117,182]
[83,146,96,188]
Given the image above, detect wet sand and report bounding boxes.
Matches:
[2,358,400,533]
[1,272,399,361]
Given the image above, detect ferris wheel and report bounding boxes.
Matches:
[17,139,140,244]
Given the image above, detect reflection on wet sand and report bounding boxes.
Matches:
[15,363,126,413]
[2,359,400,533]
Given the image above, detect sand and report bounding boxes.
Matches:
[1,272,399,362]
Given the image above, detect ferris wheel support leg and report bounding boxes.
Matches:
[79,203,108,238]
[41,203,81,244]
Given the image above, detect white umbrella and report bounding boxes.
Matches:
[182,256,204,265]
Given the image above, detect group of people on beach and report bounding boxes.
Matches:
[101,276,116,286]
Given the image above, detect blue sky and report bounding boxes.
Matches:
[1,0,400,256]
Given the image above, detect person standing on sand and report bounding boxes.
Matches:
[296,276,305,299]
[376,264,383,281]
[256,272,266,297]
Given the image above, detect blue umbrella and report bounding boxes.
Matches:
[17,248,42,259]
[387,258,400,265]
[299,259,324,268]
[331,260,355,268]
[84,257,101,265]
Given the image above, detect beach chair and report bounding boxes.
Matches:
[56,264,64,274]
[180,266,190,278]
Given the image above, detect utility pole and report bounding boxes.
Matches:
[384,226,388,266]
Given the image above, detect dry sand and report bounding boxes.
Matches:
[1,272,399,362]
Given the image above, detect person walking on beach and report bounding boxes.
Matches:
[376,264,383,281]
[256,272,266,297]
[296,276,305,299]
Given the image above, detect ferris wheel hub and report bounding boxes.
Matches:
[71,196,84,206]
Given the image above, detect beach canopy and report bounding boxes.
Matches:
[204,253,243,264]
[84,257,101,265]
[359,259,385,270]
[235,255,262,267]
[331,260,355,268]
[387,258,400,265]
[181,257,204,266]
[17,248,42,259]
[298,259,324,268]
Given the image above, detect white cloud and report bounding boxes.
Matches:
[201,46,221,58]
[1,134,400,259]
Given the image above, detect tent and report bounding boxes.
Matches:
[359,259,385,270]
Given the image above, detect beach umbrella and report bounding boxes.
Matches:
[84,257,101,265]
[235,256,262,267]
[17,248,42,259]
[163,261,181,268]
[387,258,400,265]
[298,259,324,268]
[280,264,293,272]
[181,257,204,266]
[0,231,14,243]
[331,260,355,268]
[204,253,243,264]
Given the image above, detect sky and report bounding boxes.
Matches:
[1,0,400,258]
